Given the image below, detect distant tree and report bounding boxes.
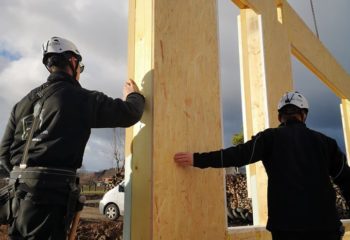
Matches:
[112,128,125,169]
[112,128,125,184]
[232,131,244,146]
[228,130,244,174]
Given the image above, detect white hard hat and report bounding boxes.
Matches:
[42,37,82,65]
[278,91,309,111]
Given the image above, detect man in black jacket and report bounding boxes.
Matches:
[174,91,350,240]
[0,37,145,239]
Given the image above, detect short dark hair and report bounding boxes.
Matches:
[46,54,68,69]
[278,105,307,122]
[45,52,76,69]
[278,105,307,115]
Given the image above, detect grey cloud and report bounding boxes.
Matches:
[0,0,349,171]
[0,57,11,73]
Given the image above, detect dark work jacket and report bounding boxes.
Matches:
[0,72,145,171]
[194,120,350,232]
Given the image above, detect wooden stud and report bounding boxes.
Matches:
[123,0,136,237]
[238,9,267,225]
[341,99,350,163]
[126,0,153,239]
[237,0,293,226]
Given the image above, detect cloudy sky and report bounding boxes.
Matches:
[0,0,349,171]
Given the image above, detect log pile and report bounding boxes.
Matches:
[334,183,350,219]
[226,174,253,226]
[225,174,350,227]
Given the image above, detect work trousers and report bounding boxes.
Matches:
[8,192,67,240]
[271,230,343,240]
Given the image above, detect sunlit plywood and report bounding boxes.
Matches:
[127,0,226,239]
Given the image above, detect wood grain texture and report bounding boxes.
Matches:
[128,0,226,239]
[152,0,225,239]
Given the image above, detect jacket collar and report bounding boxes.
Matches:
[47,71,81,88]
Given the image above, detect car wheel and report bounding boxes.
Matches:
[104,203,120,220]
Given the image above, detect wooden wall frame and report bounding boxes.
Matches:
[125,0,350,239]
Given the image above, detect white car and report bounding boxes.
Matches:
[99,181,125,220]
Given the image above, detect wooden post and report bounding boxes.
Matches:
[233,0,350,237]
[341,99,350,163]
[238,0,293,225]
[126,0,226,239]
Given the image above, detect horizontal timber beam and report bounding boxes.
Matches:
[282,1,350,99]
[232,0,350,99]
[232,0,283,12]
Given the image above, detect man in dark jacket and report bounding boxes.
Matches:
[174,91,350,240]
[0,36,145,239]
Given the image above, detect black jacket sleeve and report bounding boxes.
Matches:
[193,130,270,169]
[0,106,16,173]
[92,92,145,128]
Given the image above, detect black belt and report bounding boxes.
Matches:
[9,166,77,185]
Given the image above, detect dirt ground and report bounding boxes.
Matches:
[77,205,123,240]
[0,204,123,240]
[76,218,123,240]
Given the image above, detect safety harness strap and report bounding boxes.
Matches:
[20,82,65,169]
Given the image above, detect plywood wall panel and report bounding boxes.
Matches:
[128,0,226,239]
[152,0,226,239]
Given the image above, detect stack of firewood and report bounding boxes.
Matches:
[226,174,350,227]
[333,183,350,219]
[226,174,253,226]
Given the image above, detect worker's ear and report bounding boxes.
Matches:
[68,56,77,65]
[301,111,308,122]
[278,113,282,123]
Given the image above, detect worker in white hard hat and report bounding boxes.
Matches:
[0,37,145,239]
[42,36,85,81]
[174,91,349,240]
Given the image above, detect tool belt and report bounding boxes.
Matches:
[9,166,79,205]
[9,166,77,187]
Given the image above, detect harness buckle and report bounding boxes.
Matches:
[19,164,27,169]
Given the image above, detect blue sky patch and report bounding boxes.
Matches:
[0,49,21,61]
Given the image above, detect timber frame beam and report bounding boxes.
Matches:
[126,0,350,239]
[231,0,350,239]
[233,0,350,98]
